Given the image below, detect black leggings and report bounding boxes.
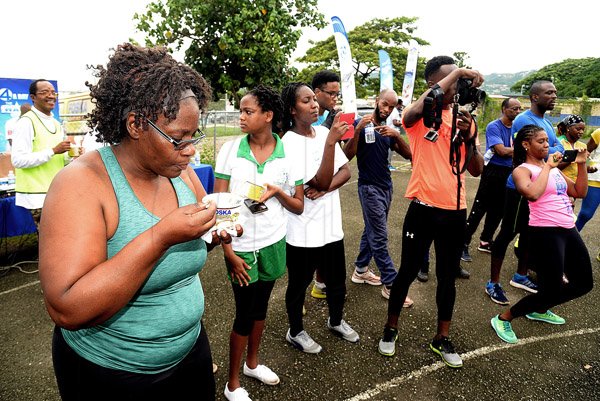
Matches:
[491,187,530,260]
[286,240,347,336]
[510,227,593,318]
[52,325,215,401]
[388,202,466,321]
[231,279,276,336]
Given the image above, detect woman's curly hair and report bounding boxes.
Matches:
[513,124,544,168]
[86,43,212,144]
[245,85,284,133]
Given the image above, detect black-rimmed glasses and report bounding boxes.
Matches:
[321,89,342,99]
[146,118,205,151]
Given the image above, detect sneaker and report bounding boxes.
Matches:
[286,329,322,354]
[477,241,492,253]
[327,318,359,343]
[310,283,327,299]
[351,269,382,286]
[525,310,565,325]
[461,245,472,262]
[456,266,470,279]
[243,363,280,385]
[224,383,252,401]
[380,286,414,308]
[430,336,463,368]
[378,326,398,356]
[490,315,518,344]
[416,270,429,282]
[510,273,538,293]
[485,282,510,305]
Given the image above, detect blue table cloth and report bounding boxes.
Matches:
[191,163,214,194]
[0,196,37,238]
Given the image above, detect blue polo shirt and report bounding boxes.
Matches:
[485,119,513,168]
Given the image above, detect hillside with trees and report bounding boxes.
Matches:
[511,58,600,98]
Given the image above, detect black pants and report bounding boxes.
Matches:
[286,240,347,336]
[510,227,593,317]
[231,279,276,336]
[491,187,530,259]
[465,164,512,245]
[52,325,215,401]
[388,202,466,321]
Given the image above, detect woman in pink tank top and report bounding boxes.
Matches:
[490,124,593,345]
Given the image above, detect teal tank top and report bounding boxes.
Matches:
[62,147,207,374]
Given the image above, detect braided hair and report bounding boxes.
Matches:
[86,43,212,144]
[281,82,311,133]
[246,85,284,134]
[513,124,545,168]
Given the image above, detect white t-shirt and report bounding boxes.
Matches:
[282,125,348,248]
[215,134,303,252]
[386,107,400,130]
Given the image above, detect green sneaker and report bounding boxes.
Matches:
[525,310,565,325]
[490,315,518,344]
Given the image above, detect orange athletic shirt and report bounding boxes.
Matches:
[403,108,478,210]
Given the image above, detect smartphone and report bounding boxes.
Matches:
[561,149,578,163]
[244,198,268,214]
[339,112,356,141]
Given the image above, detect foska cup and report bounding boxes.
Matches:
[202,192,243,235]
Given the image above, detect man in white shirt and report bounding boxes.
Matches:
[11,79,70,227]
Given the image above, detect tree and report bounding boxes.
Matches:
[295,17,429,98]
[134,0,325,105]
[453,52,471,69]
[511,58,600,98]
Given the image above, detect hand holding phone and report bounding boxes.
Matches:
[339,112,355,140]
[244,199,268,214]
[561,149,578,163]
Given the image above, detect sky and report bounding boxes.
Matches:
[2,0,598,93]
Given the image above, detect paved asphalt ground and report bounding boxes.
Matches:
[1,155,599,401]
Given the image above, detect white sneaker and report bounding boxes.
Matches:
[224,383,252,401]
[286,329,322,353]
[327,318,359,342]
[351,269,382,286]
[243,363,280,385]
[381,286,414,307]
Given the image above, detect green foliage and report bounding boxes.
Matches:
[134,0,325,106]
[295,17,429,98]
[453,52,471,69]
[511,58,600,98]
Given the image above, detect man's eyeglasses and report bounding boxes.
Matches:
[146,118,205,151]
[35,90,58,97]
[321,89,342,98]
[508,106,522,111]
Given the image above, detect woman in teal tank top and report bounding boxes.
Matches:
[38,43,235,401]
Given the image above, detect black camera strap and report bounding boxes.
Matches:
[449,102,477,210]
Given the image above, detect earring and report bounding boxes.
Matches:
[524,148,529,151]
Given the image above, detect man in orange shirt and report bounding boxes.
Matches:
[377,56,484,369]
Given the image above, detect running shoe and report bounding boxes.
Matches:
[286,329,322,353]
[430,336,463,368]
[310,283,327,299]
[378,326,398,356]
[461,245,472,262]
[351,269,382,286]
[477,241,492,253]
[485,282,510,305]
[490,315,518,344]
[525,310,565,325]
[509,273,538,293]
[327,318,359,343]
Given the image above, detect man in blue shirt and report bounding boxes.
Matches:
[462,97,521,260]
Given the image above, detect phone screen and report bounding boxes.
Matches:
[562,150,578,163]
[244,199,268,214]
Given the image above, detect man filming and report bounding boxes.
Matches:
[377,56,484,369]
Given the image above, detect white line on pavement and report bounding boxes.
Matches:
[0,280,40,296]
[345,327,600,401]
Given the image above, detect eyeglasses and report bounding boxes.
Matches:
[321,89,342,98]
[508,106,522,111]
[146,118,205,151]
[35,90,58,97]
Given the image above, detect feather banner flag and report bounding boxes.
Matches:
[331,16,357,115]
[378,50,394,91]
[401,40,419,106]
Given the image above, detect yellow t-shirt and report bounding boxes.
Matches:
[588,128,600,188]
[558,136,586,181]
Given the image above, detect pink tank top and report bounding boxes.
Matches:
[519,163,574,228]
